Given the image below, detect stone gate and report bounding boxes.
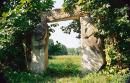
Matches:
[27,6,106,73]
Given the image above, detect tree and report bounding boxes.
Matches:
[67,48,75,55]
[57,43,68,55]
[0,0,54,70]
[67,47,82,55]
[61,19,81,38]
[63,0,130,70]
[48,39,68,55]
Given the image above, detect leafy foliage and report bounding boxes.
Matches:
[0,0,54,70]
[61,19,81,38]
[48,39,68,55]
[63,0,130,70]
[63,0,79,13]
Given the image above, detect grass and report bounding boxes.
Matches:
[47,55,81,77]
[4,55,130,83]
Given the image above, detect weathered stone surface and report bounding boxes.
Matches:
[41,6,87,22]
[80,16,104,73]
[29,23,49,73]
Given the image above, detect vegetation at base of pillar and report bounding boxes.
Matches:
[0,0,54,70]
[63,0,130,72]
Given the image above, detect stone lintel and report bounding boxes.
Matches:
[41,6,88,22]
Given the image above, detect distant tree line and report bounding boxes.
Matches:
[48,39,82,56]
[67,48,82,55]
[48,39,68,55]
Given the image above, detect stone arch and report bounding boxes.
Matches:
[27,6,106,73]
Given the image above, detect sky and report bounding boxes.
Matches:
[49,0,80,48]
[53,0,64,9]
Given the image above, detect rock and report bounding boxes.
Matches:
[80,16,104,73]
[29,23,49,73]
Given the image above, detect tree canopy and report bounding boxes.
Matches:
[0,0,54,70]
[63,0,130,69]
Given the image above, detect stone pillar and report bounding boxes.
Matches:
[29,23,49,73]
[80,15,105,73]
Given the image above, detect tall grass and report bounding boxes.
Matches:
[4,55,130,83]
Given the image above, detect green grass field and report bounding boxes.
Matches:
[5,55,130,83]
